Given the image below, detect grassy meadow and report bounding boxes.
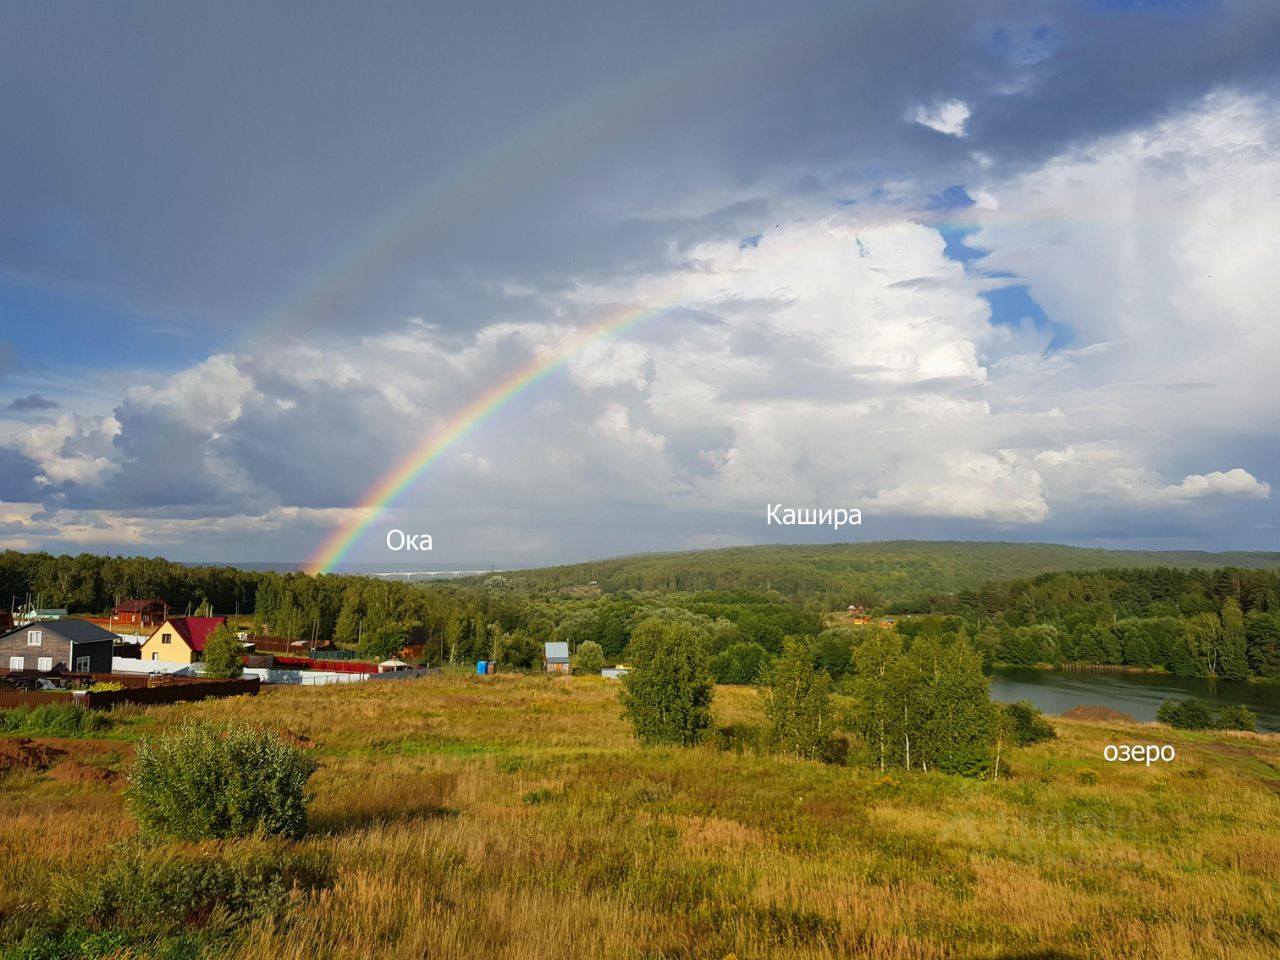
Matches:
[2,672,1278,959]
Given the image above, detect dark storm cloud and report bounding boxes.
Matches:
[2,1,1276,337]
[0,446,44,501]
[6,394,59,412]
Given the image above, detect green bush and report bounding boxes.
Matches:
[572,640,605,675]
[1156,698,1214,730]
[710,641,772,685]
[128,722,318,840]
[201,623,244,679]
[358,623,410,662]
[0,704,111,737]
[1216,705,1257,731]
[1003,700,1057,745]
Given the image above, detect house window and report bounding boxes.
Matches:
[27,630,42,646]
[151,652,158,661]
[37,657,52,671]
[8,656,22,670]
[75,656,90,673]
[161,633,171,644]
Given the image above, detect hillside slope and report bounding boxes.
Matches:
[492,540,1280,604]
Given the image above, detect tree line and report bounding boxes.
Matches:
[621,618,1057,779]
[5,549,1278,679]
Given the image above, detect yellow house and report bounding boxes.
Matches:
[140,616,227,665]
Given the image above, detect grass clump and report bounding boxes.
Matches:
[2,840,332,958]
[128,721,318,840]
[0,704,111,737]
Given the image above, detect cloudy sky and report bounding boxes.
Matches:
[2,0,1278,568]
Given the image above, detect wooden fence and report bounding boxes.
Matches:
[0,676,259,711]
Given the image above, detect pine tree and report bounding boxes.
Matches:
[1219,599,1249,681]
[1245,611,1280,677]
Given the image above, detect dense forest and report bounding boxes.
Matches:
[476,541,1280,608]
[2,545,1279,681]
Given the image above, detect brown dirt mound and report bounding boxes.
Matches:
[46,759,122,786]
[1061,705,1136,724]
[0,737,67,772]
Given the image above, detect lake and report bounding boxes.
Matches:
[989,666,1280,733]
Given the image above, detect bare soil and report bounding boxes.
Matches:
[0,735,132,786]
[1060,705,1137,723]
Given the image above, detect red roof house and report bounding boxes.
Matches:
[141,616,228,665]
[113,598,170,629]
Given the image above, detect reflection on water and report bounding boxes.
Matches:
[989,667,1280,732]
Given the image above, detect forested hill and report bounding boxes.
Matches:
[487,541,1280,607]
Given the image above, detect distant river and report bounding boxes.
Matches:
[989,666,1280,733]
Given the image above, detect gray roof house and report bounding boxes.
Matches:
[0,619,116,675]
[543,641,571,674]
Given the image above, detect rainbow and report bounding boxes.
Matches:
[280,8,882,573]
[302,305,669,574]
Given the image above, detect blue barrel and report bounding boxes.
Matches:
[477,660,488,675]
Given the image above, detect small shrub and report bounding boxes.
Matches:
[1003,700,1056,745]
[1157,698,1213,730]
[87,681,125,692]
[128,721,319,840]
[1216,705,1257,731]
[1075,768,1099,786]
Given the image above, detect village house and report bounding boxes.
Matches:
[543,641,571,675]
[140,616,228,665]
[112,598,169,630]
[0,619,115,674]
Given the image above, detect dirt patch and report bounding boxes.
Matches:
[46,759,123,786]
[279,728,317,749]
[0,737,66,772]
[0,736,132,782]
[1061,705,1136,724]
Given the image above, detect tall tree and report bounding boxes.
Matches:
[1218,599,1249,681]
[620,619,714,746]
[847,629,904,772]
[1245,611,1280,677]
[763,637,832,760]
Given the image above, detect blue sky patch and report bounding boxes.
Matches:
[982,284,1071,350]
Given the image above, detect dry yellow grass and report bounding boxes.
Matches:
[2,671,1278,959]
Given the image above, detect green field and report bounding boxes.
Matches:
[3,673,1278,959]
